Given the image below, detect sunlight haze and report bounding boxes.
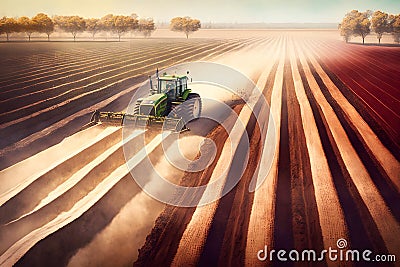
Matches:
[1,0,399,23]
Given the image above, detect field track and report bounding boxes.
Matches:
[0,31,399,266]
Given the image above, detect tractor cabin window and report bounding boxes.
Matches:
[160,80,176,98]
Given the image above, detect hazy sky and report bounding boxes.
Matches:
[1,0,399,23]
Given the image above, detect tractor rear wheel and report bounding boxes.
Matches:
[167,93,202,131]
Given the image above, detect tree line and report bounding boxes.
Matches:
[0,13,202,42]
[339,10,400,44]
[0,13,158,41]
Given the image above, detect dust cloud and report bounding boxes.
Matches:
[67,135,206,267]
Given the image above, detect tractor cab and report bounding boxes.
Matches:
[157,75,189,100]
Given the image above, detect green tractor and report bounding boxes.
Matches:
[87,71,202,132]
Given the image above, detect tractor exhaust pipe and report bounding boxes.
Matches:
[149,75,153,89]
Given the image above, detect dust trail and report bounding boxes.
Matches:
[67,135,206,267]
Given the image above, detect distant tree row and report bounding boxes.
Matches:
[339,10,400,44]
[0,13,156,41]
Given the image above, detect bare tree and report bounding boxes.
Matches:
[170,17,201,38]
[371,11,389,44]
[32,13,54,41]
[17,16,36,41]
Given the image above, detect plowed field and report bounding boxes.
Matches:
[0,30,399,267]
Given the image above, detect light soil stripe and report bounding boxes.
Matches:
[298,41,400,257]
[288,40,349,263]
[245,36,285,267]
[303,46,400,193]
[0,126,120,205]
[0,133,166,267]
[171,38,282,267]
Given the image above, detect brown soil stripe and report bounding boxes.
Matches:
[197,105,260,267]
[305,60,400,221]
[298,55,385,252]
[245,35,285,267]
[215,125,262,267]
[285,47,325,257]
[300,52,379,250]
[171,89,263,265]
[273,57,294,255]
